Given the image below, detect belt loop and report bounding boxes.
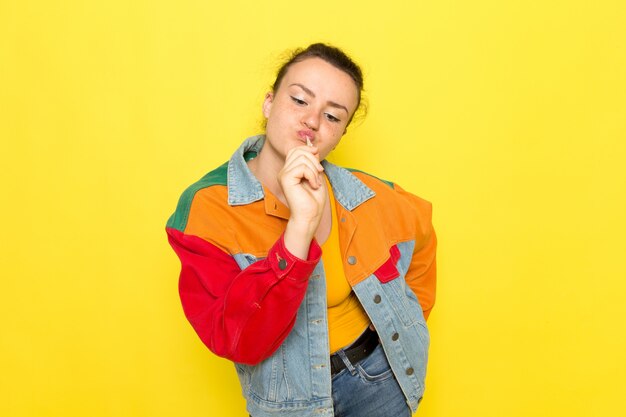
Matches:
[336,349,358,376]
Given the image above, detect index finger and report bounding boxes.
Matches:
[285,147,324,172]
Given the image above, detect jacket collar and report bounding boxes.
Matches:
[227,135,375,211]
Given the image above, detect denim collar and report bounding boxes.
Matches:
[227,135,375,211]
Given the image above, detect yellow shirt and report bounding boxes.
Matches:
[321,176,370,353]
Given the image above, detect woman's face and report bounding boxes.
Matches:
[262,57,359,161]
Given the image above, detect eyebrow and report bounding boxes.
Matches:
[289,83,349,115]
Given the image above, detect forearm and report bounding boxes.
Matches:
[169,228,321,364]
[283,219,318,259]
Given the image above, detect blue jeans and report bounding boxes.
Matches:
[248,344,412,417]
[331,343,411,417]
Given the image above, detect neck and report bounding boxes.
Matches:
[247,143,286,203]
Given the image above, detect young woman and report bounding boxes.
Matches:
[166,43,436,417]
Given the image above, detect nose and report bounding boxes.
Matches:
[302,110,319,131]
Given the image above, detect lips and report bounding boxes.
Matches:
[297,129,315,143]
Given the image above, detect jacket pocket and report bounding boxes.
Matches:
[386,277,425,327]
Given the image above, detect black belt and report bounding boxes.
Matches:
[330,326,379,376]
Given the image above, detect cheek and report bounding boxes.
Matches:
[321,131,343,154]
[269,104,296,127]
[265,110,286,133]
[324,123,346,141]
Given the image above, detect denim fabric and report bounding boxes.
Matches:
[332,344,411,417]
[226,135,376,209]
[228,136,429,417]
[251,344,411,417]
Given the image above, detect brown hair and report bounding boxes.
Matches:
[272,43,367,125]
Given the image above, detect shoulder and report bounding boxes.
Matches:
[348,167,433,238]
[348,168,431,210]
[166,161,229,233]
[346,167,396,190]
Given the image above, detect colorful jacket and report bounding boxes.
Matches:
[166,135,436,417]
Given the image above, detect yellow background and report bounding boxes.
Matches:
[1,0,625,416]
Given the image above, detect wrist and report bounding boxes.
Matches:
[284,219,317,259]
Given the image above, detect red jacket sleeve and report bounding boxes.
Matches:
[166,227,321,365]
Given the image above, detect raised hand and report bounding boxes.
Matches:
[279,145,327,258]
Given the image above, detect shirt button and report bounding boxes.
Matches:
[347,256,357,265]
[340,217,346,223]
[278,259,288,270]
[391,332,399,341]
[373,294,382,304]
[406,367,414,376]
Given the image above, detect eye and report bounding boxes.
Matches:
[325,113,341,123]
[290,96,307,106]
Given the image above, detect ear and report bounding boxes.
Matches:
[262,92,274,118]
